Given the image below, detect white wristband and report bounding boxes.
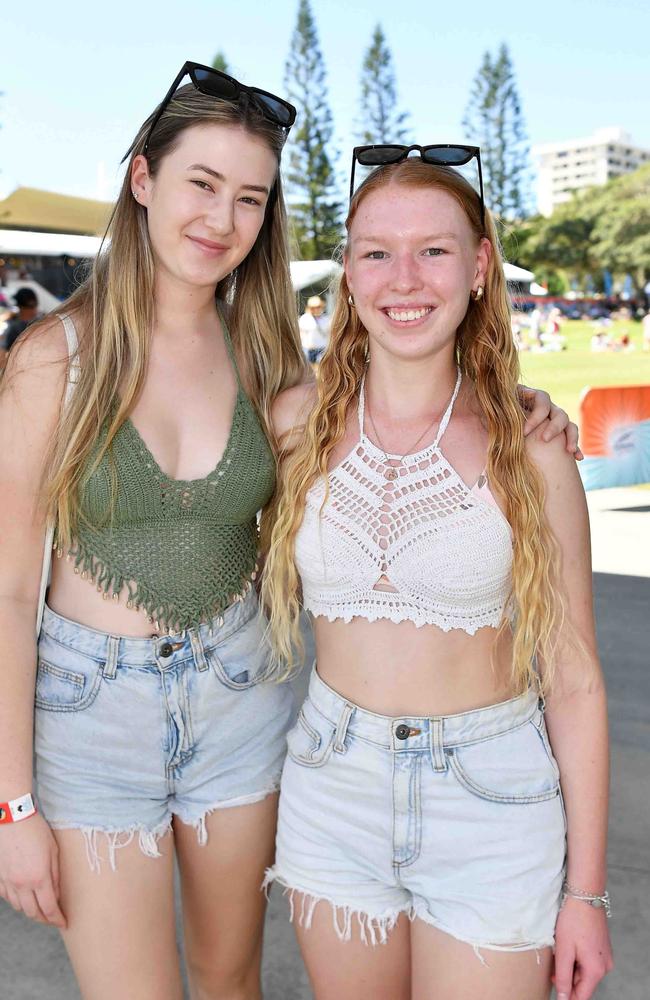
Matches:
[0,793,37,824]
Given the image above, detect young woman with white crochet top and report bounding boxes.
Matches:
[261,150,613,1000]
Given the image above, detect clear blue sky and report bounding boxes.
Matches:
[2,0,649,207]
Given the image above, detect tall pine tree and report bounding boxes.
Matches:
[283,0,343,259]
[357,25,410,144]
[211,52,229,74]
[462,44,529,221]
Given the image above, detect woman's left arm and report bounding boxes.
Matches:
[527,430,613,1000]
[519,384,583,458]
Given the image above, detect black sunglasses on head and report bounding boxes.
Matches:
[350,143,485,226]
[123,61,296,162]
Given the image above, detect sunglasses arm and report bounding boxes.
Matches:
[349,150,359,202]
[476,154,485,228]
[140,63,191,157]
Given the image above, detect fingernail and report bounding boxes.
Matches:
[558,993,569,999]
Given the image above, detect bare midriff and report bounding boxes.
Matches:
[312,615,516,717]
[48,560,167,637]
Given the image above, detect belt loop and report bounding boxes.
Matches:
[189,629,209,673]
[429,717,447,772]
[333,702,354,754]
[103,636,119,679]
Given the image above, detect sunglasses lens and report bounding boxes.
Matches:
[251,91,294,127]
[192,69,293,127]
[357,146,406,166]
[193,68,239,101]
[423,146,473,166]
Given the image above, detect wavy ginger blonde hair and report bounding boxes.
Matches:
[34,85,306,547]
[262,159,561,694]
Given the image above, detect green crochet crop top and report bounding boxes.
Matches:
[57,310,275,631]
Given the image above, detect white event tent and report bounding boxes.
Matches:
[0,229,103,259]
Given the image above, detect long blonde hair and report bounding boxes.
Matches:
[38,85,306,546]
[262,160,560,693]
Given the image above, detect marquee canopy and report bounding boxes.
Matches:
[0,188,112,237]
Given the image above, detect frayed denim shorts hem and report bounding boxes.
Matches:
[51,781,282,873]
[266,666,566,951]
[410,903,555,959]
[263,875,556,957]
[34,591,292,871]
[263,874,411,946]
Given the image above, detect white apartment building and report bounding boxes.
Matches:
[533,127,650,216]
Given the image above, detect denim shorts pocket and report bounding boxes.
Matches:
[531,713,561,779]
[533,714,568,831]
[286,704,335,768]
[35,651,103,713]
[447,720,560,805]
[208,612,270,691]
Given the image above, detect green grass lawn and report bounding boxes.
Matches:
[517,320,650,424]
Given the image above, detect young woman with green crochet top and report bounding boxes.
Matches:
[0,67,578,999]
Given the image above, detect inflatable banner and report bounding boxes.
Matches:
[578,384,650,491]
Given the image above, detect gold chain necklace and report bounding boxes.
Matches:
[366,394,443,482]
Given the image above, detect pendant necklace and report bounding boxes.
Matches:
[366,389,445,482]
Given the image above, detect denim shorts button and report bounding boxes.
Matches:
[395,724,410,740]
[159,642,173,658]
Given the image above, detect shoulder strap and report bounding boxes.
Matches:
[58,313,81,402]
[432,367,462,449]
[357,373,367,438]
[216,302,243,390]
[35,313,80,637]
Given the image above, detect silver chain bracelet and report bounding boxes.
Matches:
[562,880,612,918]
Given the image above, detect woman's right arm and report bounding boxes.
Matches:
[270,382,317,452]
[0,320,69,927]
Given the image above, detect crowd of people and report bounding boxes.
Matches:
[0,60,613,1000]
[508,300,650,356]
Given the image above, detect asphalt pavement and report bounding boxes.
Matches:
[1,486,648,999]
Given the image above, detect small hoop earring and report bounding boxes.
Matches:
[471,286,484,301]
[348,294,355,308]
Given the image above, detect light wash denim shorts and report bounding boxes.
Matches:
[34,591,293,871]
[265,668,566,954]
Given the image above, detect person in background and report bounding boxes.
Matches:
[299,294,330,363]
[540,307,566,352]
[590,330,610,352]
[548,307,561,335]
[529,305,543,348]
[642,310,650,352]
[1,287,40,354]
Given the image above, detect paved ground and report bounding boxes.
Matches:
[1,486,648,999]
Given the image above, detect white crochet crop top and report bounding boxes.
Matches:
[294,368,513,634]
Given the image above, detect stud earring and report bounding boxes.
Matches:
[132,191,139,201]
